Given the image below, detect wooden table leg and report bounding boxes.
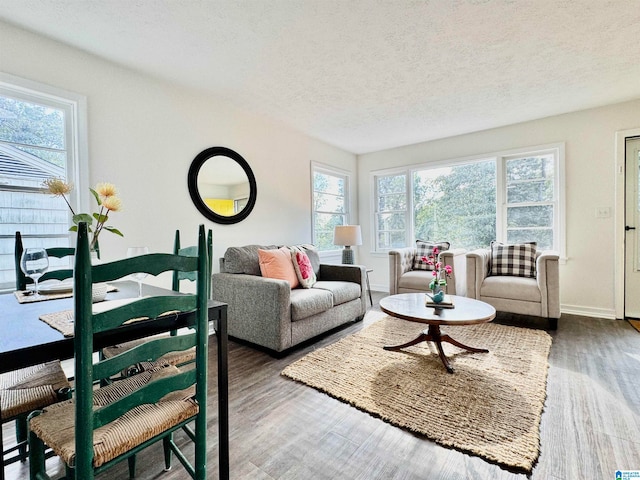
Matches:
[383,324,488,374]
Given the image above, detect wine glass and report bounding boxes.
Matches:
[20,248,49,298]
[127,246,149,297]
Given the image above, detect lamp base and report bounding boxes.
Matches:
[342,247,354,264]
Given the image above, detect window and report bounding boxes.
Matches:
[372,144,565,256]
[0,74,86,290]
[312,164,350,251]
[413,160,496,250]
[374,172,408,250]
[503,153,557,249]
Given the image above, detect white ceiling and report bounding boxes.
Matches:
[1,0,639,154]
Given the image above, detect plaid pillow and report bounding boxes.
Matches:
[489,241,537,277]
[413,240,450,271]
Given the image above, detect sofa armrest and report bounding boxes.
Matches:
[440,248,467,296]
[536,251,560,318]
[212,272,293,351]
[465,249,490,299]
[319,264,365,285]
[388,247,416,295]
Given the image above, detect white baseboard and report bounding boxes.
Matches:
[560,304,617,320]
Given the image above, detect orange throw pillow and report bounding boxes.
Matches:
[258,247,300,288]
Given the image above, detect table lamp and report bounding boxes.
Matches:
[333,225,362,264]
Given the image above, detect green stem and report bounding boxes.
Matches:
[62,194,76,216]
[90,205,109,250]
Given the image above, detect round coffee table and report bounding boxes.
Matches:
[379,293,496,373]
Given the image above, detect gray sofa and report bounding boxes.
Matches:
[212,244,366,354]
[388,247,467,296]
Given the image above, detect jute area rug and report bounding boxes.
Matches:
[282,315,552,474]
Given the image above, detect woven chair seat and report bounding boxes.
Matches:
[0,361,70,420]
[29,366,198,468]
[101,336,196,371]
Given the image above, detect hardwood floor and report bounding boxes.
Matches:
[4,292,640,479]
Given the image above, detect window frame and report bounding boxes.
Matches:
[0,72,88,291]
[311,162,352,253]
[370,143,566,259]
[372,167,410,251]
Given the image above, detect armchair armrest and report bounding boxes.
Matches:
[388,247,416,295]
[440,248,467,296]
[466,249,490,299]
[212,272,293,351]
[536,251,560,318]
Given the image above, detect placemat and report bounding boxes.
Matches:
[39,299,180,337]
[14,284,117,304]
[39,310,75,337]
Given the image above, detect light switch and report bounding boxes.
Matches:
[595,207,611,218]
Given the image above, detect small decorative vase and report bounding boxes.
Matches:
[90,250,101,265]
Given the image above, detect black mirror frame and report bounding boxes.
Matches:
[187,146,257,225]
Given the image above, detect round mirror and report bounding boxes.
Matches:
[188,146,257,224]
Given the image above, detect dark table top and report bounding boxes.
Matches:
[0,280,226,374]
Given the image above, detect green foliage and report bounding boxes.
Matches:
[413,162,497,250]
[0,95,65,166]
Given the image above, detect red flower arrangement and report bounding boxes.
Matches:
[421,246,453,291]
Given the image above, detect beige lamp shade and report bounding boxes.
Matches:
[333,225,362,264]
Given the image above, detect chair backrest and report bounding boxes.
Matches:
[172,229,212,295]
[73,222,209,476]
[14,231,81,290]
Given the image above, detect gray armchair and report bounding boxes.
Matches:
[466,248,560,330]
[388,247,467,296]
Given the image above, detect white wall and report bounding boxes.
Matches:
[0,21,357,287]
[358,100,640,319]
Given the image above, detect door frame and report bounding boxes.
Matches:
[615,127,640,319]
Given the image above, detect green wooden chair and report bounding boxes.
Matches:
[14,231,100,291]
[27,222,210,480]
[3,233,73,474]
[1,364,71,474]
[172,229,213,297]
[101,229,212,375]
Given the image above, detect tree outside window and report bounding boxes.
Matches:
[313,167,349,251]
[372,145,563,255]
[0,79,83,290]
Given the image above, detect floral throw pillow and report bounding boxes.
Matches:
[413,240,451,271]
[291,246,317,288]
[489,241,537,277]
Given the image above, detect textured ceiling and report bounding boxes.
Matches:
[1,0,639,154]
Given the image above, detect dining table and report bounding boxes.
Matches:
[0,280,229,480]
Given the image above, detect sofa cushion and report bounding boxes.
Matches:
[291,246,317,288]
[313,281,361,306]
[258,247,299,288]
[398,269,435,292]
[489,241,537,278]
[224,245,277,275]
[413,240,450,271]
[290,288,333,321]
[481,275,541,302]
